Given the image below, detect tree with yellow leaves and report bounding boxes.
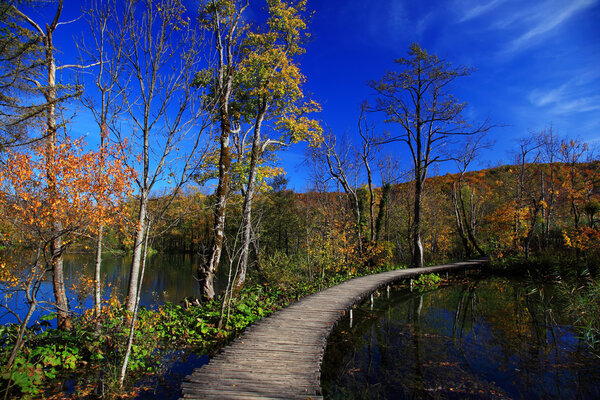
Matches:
[232,0,321,292]
[196,0,248,301]
[197,0,320,299]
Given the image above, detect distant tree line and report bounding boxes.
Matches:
[134,131,600,278]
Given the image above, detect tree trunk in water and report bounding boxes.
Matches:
[119,220,151,388]
[50,231,70,330]
[412,295,425,393]
[94,225,103,317]
[45,19,70,330]
[126,196,148,312]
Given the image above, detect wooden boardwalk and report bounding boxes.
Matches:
[180,258,488,400]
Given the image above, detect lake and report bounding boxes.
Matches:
[1,253,227,324]
[62,252,226,307]
[321,277,600,399]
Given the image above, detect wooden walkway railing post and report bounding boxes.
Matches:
[180,257,489,400]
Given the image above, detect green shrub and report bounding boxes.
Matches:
[413,273,442,289]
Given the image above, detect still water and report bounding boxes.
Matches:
[1,253,226,324]
[62,253,225,307]
[321,278,600,400]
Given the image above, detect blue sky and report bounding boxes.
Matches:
[26,0,600,192]
[283,0,600,190]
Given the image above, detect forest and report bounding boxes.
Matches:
[0,0,598,398]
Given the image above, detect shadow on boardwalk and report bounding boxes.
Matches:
[180,258,489,400]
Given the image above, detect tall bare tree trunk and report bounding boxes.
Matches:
[126,192,148,312]
[358,108,376,243]
[412,91,425,269]
[198,117,230,300]
[365,158,375,242]
[234,109,266,292]
[465,187,485,256]
[455,182,485,256]
[452,182,472,257]
[369,43,492,267]
[47,135,69,328]
[49,231,70,329]
[120,219,151,388]
[412,176,424,268]
[94,126,108,317]
[375,183,391,242]
[94,225,103,317]
[322,135,363,253]
[43,3,70,330]
[121,0,205,311]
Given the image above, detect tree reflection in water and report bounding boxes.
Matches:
[321,277,600,399]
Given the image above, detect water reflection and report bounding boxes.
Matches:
[1,253,226,324]
[63,253,228,307]
[321,278,600,399]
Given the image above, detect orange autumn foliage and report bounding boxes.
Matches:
[563,227,600,252]
[0,135,135,250]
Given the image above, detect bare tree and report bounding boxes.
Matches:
[513,136,542,259]
[92,0,214,386]
[450,135,489,257]
[559,138,590,257]
[105,0,210,313]
[535,125,560,248]
[369,43,492,267]
[318,129,364,252]
[358,105,377,242]
[78,0,130,318]
[375,154,404,243]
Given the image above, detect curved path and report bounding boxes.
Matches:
[180,258,488,400]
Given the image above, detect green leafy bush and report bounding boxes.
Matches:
[413,273,442,289]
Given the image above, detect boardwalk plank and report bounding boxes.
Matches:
[180,258,488,399]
